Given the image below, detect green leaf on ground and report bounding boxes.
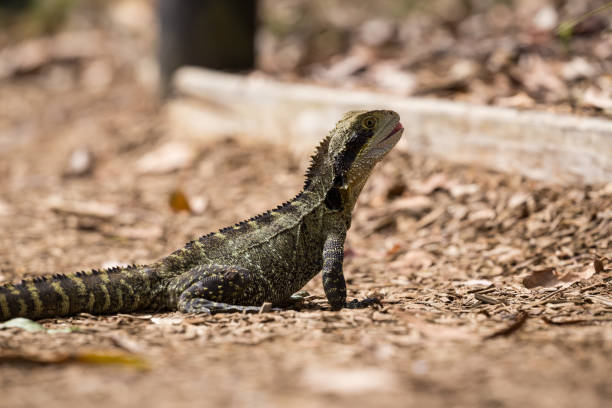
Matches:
[0,317,46,332]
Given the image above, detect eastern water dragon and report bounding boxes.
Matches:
[0,110,403,320]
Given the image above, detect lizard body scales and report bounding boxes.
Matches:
[0,110,403,320]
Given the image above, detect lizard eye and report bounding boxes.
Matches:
[361,116,377,130]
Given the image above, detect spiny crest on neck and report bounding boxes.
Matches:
[303,133,333,190]
[213,136,332,234]
[186,135,334,249]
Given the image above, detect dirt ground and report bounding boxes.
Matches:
[1,1,611,408]
[1,70,611,408]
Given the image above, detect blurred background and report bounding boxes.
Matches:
[0,2,611,408]
[0,0,610,114]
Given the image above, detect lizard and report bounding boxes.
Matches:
[0,109,403,321]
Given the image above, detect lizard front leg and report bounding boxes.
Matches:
[321,230,348,310]
[167,265,271,314]
[322,230,381,310]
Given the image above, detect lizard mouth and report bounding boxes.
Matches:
[380,122,403,143]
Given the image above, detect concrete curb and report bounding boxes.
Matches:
[168,67,612,184]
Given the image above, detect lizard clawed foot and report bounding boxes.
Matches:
[287,290,310,307]
[180,299,212,314]
[179,298,263,314]
[272,291,311,310]
[346,297,382,309]
[290,290,310,302]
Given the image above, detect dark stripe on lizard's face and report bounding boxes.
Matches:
[332,127,373,186]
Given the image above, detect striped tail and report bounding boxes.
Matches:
[0,265,163,321]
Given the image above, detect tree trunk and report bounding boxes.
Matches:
[157,0,257,96]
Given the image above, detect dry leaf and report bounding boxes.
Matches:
[0,351,149,370]
[593,258,604,274]
[0,318,46,332]
[169,190,192,213]
[523,267,560,288]
[484,311,528,339]
[559,265,596,284]
[75,352,149,370]
[385,242,403,257]
[524,261,599,289]
[137,142,194,174]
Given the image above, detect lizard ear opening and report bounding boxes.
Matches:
[332,175,345,188]
[324,188,343,211]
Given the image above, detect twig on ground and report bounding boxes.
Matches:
[484,311,528,339]
[530,284,573,307]
[542,316,612,325]
[474,293,503,305]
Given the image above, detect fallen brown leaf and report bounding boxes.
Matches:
[523,267,560,289]
[75,351,150,370]
[558,264,596,284]
[169,190,192,213]
[523,261,598,289]
[385,242,403,257]
[0,351,149,370]
[484,311,528,339]
[593,257,605,274]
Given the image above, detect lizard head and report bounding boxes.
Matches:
[323,109,403,212]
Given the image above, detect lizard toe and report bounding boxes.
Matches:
[346,297,382,309]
